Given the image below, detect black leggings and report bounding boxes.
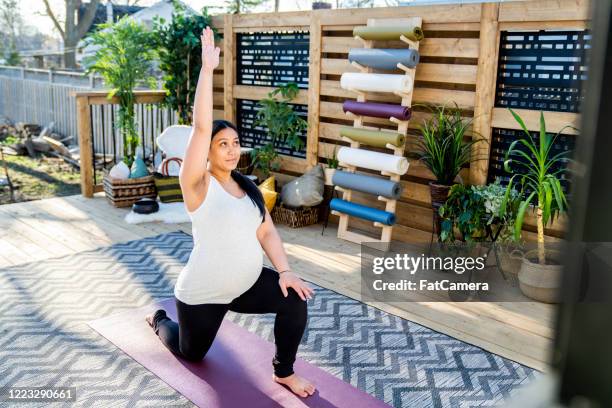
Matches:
[151,266,307,378]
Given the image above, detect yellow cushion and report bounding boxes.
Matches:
[258,176,278,212]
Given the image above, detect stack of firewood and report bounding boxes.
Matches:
[0,120,81,168]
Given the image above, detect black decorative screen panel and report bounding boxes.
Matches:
[236,99,307,158]
[487,128,574,195]
[236,32,310,89]
[495,30,590,113]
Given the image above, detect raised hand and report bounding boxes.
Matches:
[201,26,220,72]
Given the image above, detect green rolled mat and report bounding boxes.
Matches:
[339,126,405,148]
[353,25,424,42]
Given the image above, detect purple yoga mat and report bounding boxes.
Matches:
[343,100,411,120]
[88,298,390,408]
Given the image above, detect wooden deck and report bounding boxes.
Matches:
[0,192,555,371]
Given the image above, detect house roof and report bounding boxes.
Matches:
[78,2,145,34]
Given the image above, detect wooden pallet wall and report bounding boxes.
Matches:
[209,0,590,243]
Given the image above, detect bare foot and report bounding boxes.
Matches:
[145,313,155,328]
[273,373,316,398]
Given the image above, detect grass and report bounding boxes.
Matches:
[0,154,81,205]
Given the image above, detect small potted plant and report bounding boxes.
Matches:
[415,103,484,235]
[251,82,307,186]
[324,145,339,186]
[438,183,488,243]
[499,108,573,303]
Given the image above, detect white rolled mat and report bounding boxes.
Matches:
[337,147,409,175]
[340,73,413,93]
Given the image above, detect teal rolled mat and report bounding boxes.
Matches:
[330,198,396,225]
[339,126,405,148]
[353,25,424,42]
[349,48,420,70]
[332,170,402,199]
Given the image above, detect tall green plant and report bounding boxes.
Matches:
[500,108,573,264]
[251,83,307,178]
[82,16,157,167]
[415,104,484,185]
[152,2,213,125]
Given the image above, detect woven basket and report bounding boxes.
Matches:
[271,202,321,228]
[102,168,157,208]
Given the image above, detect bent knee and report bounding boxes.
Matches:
[283,289,308,317]
[179,345,206,361]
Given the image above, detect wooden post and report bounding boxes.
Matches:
[306,12,322,169]
[470,3,500,185]
[223,14,236,123]
[76,95,94,198]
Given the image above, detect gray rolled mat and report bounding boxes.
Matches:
[349,48,420,70]
[332,170,402,199]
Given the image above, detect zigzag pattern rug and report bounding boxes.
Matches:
[0,231,537,407]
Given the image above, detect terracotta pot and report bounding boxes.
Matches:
[429,182,452,236]
[518,249,563,303]
[324,168,336,186]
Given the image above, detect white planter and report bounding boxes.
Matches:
[518,249,563,303]
[324,168,336,186]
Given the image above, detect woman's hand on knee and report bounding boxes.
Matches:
[278,272,314,301]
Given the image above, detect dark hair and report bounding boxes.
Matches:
[211,119,266,224]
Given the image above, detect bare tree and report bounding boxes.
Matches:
[224,0,265,14]
[42,0,101,69]
[0,0,22,63]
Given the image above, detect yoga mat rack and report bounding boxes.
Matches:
[334,16,422,251]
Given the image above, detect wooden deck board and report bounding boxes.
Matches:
[0,193,554,371]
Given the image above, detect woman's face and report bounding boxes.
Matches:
[208,127,241,171]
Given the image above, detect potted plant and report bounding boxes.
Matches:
[324,145,339,186]
[82,16,158,207]
[251,82,307,184]
[438,183,489,243]
[152,3,213,125]
[438,179,523,271]
[499,109,573,303]
[415,104,483,236]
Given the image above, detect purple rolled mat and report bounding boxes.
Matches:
[342,100,412,121]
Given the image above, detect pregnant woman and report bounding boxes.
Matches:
[145,26,316,398]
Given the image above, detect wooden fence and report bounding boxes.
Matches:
[0,66,106,141]
[76,0,588,243]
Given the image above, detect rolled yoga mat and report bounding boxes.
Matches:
[339,126,405,148]
[88,298,391,408]
[349,48,420,70]
[340,72,412,93]
[343,100,412,121]
[330,198,396,225]
[332,170,402,199]
[337,146,409,175]
[353,25,424,42]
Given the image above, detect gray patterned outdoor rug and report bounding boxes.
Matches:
[0,231,537,407]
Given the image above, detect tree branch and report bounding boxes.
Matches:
[42,0,65,39]
[76,0,101,40]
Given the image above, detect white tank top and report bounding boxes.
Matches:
[174,174,264,305]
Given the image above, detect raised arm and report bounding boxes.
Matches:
[179,26,220,191]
